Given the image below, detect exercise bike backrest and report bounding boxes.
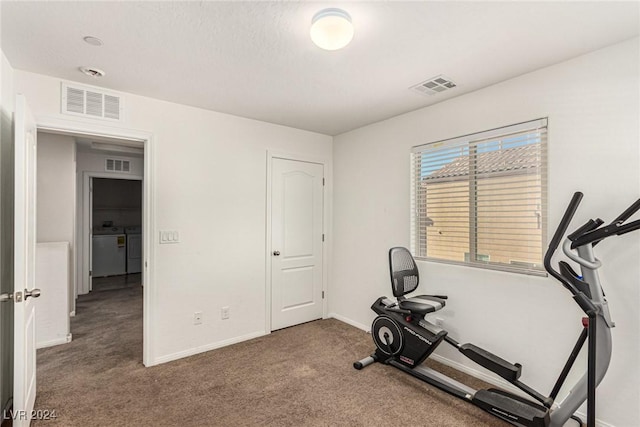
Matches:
[389,247,420,298]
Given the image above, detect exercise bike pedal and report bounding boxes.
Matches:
[473,388,550,427]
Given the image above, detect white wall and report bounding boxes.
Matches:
[0,48,16,415]
[332,38,639,427]
[36,131,76,320]
[36,132,76,244]
[13,69,333,365]
[35,242,70,348]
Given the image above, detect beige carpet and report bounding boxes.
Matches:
[34,283,508,426]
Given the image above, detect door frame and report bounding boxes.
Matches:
[82,172,143,294]
[34,115,155,366]
[265,151,331,333]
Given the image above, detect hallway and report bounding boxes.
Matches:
[34,276,142,425]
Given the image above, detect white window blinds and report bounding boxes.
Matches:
[411,118,548,275]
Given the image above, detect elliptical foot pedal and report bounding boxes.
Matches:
[473,389,550,427]
[460,344,522,382]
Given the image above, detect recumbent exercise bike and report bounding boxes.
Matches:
[354,192,640,427]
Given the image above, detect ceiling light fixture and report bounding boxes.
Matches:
[310,8,354,51]
[83,36,103,46]
[79,66,106,78]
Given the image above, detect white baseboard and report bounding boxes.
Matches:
[151,330,266,366]
[327,312,369,332]
[36,333,72,349]
[70,310,76,317]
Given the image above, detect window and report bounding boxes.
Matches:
[411,119,547,275]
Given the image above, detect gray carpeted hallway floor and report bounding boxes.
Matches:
[34,279,508,426]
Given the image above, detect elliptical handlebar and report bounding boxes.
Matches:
[544,192,584,297]
[545,192,640,316]
[546,193,640,271]
[571,200,640,248]
[611,198,640,225]
[567,218,604,242]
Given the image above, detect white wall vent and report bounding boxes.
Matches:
[61,82,124,121]
[410,75,457,96]
[105,158,131,173]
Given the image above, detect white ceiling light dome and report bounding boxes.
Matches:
[310,8,354,51]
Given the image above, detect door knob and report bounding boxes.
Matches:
[273,251,281,256]
[24,288,41,300]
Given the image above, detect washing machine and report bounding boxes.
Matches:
[92,226,126,277]
[125,226,142,274]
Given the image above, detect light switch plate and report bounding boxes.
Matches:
[159,230,180,244]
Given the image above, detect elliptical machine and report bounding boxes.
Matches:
[354,192,640,427]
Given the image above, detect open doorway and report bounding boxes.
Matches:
[90,178,142,293]
[34,130,147,365]
[5,98,155,421]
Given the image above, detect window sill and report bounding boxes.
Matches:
[414,256,548,277]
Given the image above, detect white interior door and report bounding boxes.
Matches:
[13,94,39,426]
[271,158,323,331]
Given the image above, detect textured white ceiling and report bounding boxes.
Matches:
[2,2,638,135]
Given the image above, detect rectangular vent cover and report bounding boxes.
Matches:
[61,82,123,121]
[410,75,457,96]
[105,158,131,173]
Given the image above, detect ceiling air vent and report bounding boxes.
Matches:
[410,75,457,96]
[61,82,124,121]
[105,158,131,173]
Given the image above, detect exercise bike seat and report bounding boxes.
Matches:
[389,247,446,315]
[399,295,445,315]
